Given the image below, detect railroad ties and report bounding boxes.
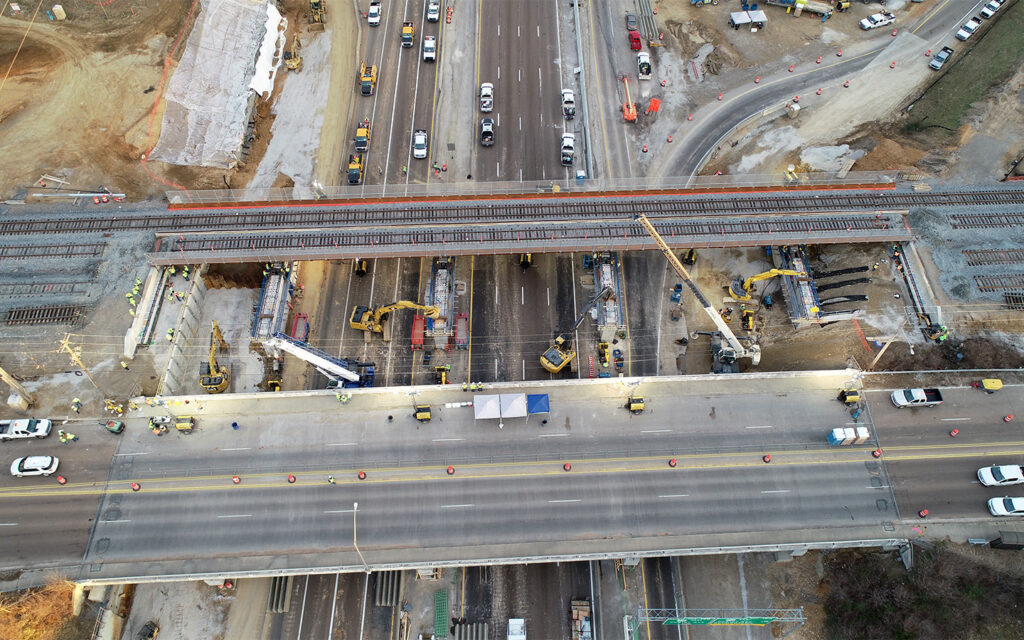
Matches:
[5,305,83,326]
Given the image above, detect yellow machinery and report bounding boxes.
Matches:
[350,301,440,341]
[837,389,860,405]
[355,118,371,152]
[284,36,302,71]
[728,269,805,302]
[742,309,755,332]
[598,342,610,368]
[200,321,230,393]
[519,253,532,269]
[625,396,645,414]
[540,286,614,374]
[309,0,326,29]
[433,365,450,385]
[621,76,637,122]
[359,62,378,96]
[635,214,761,371]
[414,405,432,423]
[175,416,195,433]
[353,259,369,276]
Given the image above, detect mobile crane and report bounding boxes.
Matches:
[540,285,614,374]
[728,268,805,301]
[200,321,230,393]
[634,214,761,372]
[350,301,440,341]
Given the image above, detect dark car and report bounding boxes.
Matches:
[480,118,494,146]
[625,12,638,31]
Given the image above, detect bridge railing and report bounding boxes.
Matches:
[165,171,901,205]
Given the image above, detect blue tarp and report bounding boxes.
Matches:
[527,394,550,415]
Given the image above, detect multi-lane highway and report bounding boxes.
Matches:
[4,371,1023,588]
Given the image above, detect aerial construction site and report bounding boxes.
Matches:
[2,0,1024,639]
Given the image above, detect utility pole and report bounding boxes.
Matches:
[0,364,35,407]
[58,334,109,399]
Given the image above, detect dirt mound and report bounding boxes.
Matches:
[853,137,927,173]
[869,335,1024,371]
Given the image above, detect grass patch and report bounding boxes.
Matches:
[904,0,1024,134]
[0,580,75,640]
[823,546,1024,640]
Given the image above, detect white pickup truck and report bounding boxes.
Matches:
[890,388,943,408]
[0,418,52,441]
[956,18,980,40]
[859,11,895,30]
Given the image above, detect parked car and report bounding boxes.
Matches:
[0,418,52,441]
[479,82,494,112]
[928,46,954,70]
[955,18,980,40]
[480,118,494,146]
[980,0,1002,19]
[979,466,1024,487]
[859,11,895,30]
[625,12,638,31]
[10,455,59,477]
[988,496,1024,516]
[412,129,428,159]
[561,89,576,119]
[560,133,576,166]
[427,0,441,22]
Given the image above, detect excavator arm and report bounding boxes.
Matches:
[729,269,805,301]
[350,300,441,340]
[200,321,230,393]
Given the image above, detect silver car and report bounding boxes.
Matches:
[10,455,59,477]
[989,496,1024,516]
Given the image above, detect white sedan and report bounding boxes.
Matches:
[988,497,1024,516]
[10,455,59,477]
[978,465,1024,487]
[412,129,428,159]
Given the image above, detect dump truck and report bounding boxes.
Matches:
[401,21,415,47]
[359,62,378,96]
[0,418,52,441]
[890,388,943,408]
[355,118,371,152]
[347,154,364,184]
[309,0,326,29]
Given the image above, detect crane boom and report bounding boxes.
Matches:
[264,332,361,383]
[634,215,760,365]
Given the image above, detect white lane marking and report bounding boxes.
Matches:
[114,452,150,456]
[518,68,521,82]
[867,486,891,489]
[441,503,475,509]
[522,359,526,380]
[221,447,250,452]
[760,490,790,494]
[497,66,501,80]
[519,116,522,131]
[327,573,339,640]
[746,425,773,429]
[547,287,550,306]
[432,438,465,442]
[540,433,569,438]
[497,25,501,37]
[297,575,310,640]
[537,25,540,37]
[324,509,356,514]
[328,442,358,447]
[658,494,689,499]
[549,499,581,504]
[0,523,18,526]
[641,429,672,434]
[497,161,501,175]
[521,286,524,305]
[517,25,521,37]
[495,357,499,377]
[105,519,132,524]
[519,168,523,182]
[941,418,971,421]
[217,514,253,519]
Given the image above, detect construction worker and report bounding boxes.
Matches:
[128,308,136,317]
[327,475,336,485]
[169,266,176,276]
[120,360,130,371]
[166,328,174,341]
[462,382,468,392]
[401,165,407,174]
[58,430,68,444]
[71,398,81,414]
[182,265,191,280]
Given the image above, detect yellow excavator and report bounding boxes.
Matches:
[350,301,440,341]
[200,321,230,393]
[284,36,302,72]
[728,269,805,302]
[540,286,614,374]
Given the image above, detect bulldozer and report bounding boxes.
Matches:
[200,321,230,393]
[540,286,614,374]
[309,0,326,29]
[728,269,805,302]
[350,300,440,341]
[284,36,302,72]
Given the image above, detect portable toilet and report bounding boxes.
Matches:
[827,428,846,446]
[842,427,857,445]
[854,426,870,445]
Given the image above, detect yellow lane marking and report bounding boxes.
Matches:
[640,558,653,640]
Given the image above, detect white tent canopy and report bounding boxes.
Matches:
[474,393,529,425]
[473,394,501,420]
[499,393,528,418]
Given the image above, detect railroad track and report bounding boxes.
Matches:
[975,275,1024,292]
[0,281,93,297]
[5,305,83,326]
[0,243,105,260]
[962,248,1024,266]
[950,213,1024,229]
[3,188,1023,237]
[165,214,904,254]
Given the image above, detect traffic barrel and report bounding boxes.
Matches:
[232,476,241,484]
[762,454,772,464]
[892,28,898,36]
[754,76,760,84]
[872,449,882,458]
[687,113,693,121]
[668,458,677,468]
[890,61,896,69]
[949,429,959,437]
[816,88,822,95]
[130,482,140,491]
[667,135,673,143]
[925,49,931,57]
[358,470,367,480]
[447,465,455,475]
[642,145,648,153]
[788,65,794,72]
[1005,414,1015,422]
[660,80,667,87]
[918,509,928,518]
[793,95,799,103]
[717,93,723,101]
[816,56,822,64]
[57,476,67,485]
[563,462,572,472]
[837,49,843,57]
[287,474,296,483]
[843,80,850,88]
